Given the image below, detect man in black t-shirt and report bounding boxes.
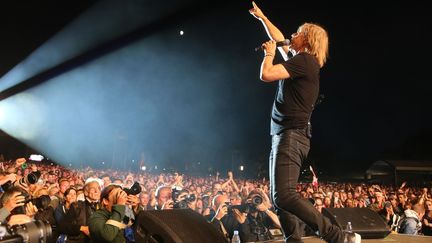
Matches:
[250,2,359,243]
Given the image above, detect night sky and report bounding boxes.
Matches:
[0,0,431,177]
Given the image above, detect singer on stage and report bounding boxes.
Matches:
[249,2,349,243]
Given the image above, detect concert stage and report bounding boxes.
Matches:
[259,233,432,243]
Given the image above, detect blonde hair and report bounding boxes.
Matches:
[300,23,329,68]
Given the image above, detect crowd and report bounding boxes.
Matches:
[0,158,431,242]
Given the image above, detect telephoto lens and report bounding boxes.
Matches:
[0,220,52,243]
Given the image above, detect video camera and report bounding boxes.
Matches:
[122,181,142,195]
[0,220,52,243]
[172,188,196,209]
[1,171,41,192]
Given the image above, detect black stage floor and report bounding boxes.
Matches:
[254,233,432,243]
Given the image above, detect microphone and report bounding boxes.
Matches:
[254,39,290,51]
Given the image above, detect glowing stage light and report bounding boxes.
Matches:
[0,92,46,141]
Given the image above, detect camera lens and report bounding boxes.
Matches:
[252,195,263,205]
[187,194,196,202]
[26,171,41,184]
[173,200,189,209]
[10,220,52,243]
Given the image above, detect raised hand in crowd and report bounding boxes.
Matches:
[15,158,26,168]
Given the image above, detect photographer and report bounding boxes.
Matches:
[233,189,281,242]
[172,188,197,210]
[0,187,37,225]
[88,184,133,243]
[154,186,174,210]
[0,186,52,242]
[0,177,22,221]
[207,194,237,241]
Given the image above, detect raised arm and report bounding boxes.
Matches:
[249,1,289,60]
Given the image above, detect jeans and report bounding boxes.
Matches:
[269,129,344,243]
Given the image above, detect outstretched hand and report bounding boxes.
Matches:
[249,1,265,19]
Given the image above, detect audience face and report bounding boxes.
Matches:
[397,194,406,204]
[102,176,111,187]
[314,198,324,213]
[374,192,384,203]
[139,193,149,207]
[345,199,354,208]
[333,192,340,199]
[113,179,123,185]
[65,189,77,205]
[213,183,222,195]
[324,197,331,207]
[389,195,398,208]
[425,200,432,211]
[230,195,242,206]
[59,180,70,194]
[85,182,101,202]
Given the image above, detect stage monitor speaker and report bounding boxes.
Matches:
[322,208,391,239]
[134,208,227,243]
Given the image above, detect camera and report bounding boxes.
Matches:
[123,181,142,195]
[251,195,263,206]
[0,220,52,243]
[10,192,38,216]
[1,171,41,192]
[234,195,264,214]
[172,188,196,209]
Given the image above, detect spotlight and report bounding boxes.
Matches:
[239,165,244,171]
[141,166,146,171]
